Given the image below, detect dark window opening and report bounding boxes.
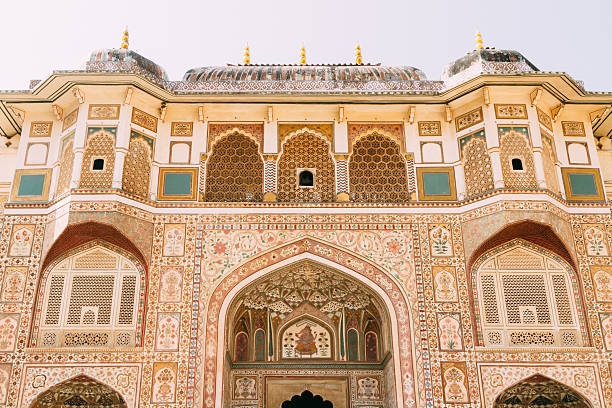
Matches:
[511,158,523,171]
[299,170,314,187]
[92,158,105,171]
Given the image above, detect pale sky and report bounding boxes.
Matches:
[1,0,611,91]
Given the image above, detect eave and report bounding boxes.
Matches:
[2,70,612,138]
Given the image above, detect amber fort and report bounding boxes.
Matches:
[0,30,612,407]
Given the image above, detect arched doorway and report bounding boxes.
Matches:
[30,374,127,407]
[282,390,333,408]
[226,259,389,408]
[203,238,417,408]
[494,374,592,407]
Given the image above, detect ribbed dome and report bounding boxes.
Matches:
[183,64,427,82]
[87,48,169,81]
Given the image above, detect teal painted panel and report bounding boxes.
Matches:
[569,173,597,196]
[163,173,193,195]
[17,174,45,196]
[423,172,450,196]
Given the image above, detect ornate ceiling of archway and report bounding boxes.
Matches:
[31,374,127,408]
[235,260,381,320]
[495,375,590,408]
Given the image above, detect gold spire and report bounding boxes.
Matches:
[299,44,307,65]
[243,44,251,65]
[121,27,129,49]
[355,43,363,65]
[475,31,484,50]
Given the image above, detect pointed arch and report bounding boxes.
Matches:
[204,130,264,202]
[200,236,416,408]
[349,127,404,154]
[277,128,335,202]
[30,374,127,408]
[41,221,148,273]
[209,127,263,153]
[348,130,409,203]
[471,238,588,347]
[122,132,153,199]
[467,220,576,273]
[33,222,148,348]
[494,374,593,408]
[79,128,116,189]
[278,313,335,359]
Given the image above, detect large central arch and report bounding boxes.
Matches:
[202,237,416,408]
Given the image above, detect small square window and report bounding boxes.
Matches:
[297,168,315,188]
[511,158,524,171]
[92,158,105,171]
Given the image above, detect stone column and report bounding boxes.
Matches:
[69,103,89,189]
[263,121,279,202]
[111,105,132,189]
[483,105,505,188]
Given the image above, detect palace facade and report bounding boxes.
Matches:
[1,35,612,407]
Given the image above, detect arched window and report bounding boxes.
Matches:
[235,332,249,362]
[38,244,142,348]
[511,158,523,171]
[254,328,266,361]
[347,328,359,361]
[205,133,264,202]
[277,132,335,203]
[349,132,409,203]
[475,240,582,347]
[365,331,378,361]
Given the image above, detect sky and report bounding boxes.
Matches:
[0,0,611,91]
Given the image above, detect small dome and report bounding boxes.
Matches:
[87,48,169,81]
[442,48,538,85]
[183,64,427,82]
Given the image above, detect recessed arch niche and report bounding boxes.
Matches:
[30,374,127,408]
[226,260,389,363]
[494,374,592,408]
[222,255,399,408]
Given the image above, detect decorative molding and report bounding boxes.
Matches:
[88,104,120,120]
[494,104,527,119]
[418,121,441,136]
[131,108,158,132]
[29,121,53,137]
[171,122,193,137]
[562,121,586,137]
[455,107,483,132]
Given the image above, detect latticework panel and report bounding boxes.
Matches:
[205,133,264,202]
[122,136,152,198]
[501,274,551,324]
[56,140,74,195]
[499,130,538,189]
[541,135,560,194]
[476,242,582,347]
[67,275,114,325]
[277,133,335,202]
[349,133,409,202]
[39,246,141,349]
[462,137,494,197]
[79,131,115,189]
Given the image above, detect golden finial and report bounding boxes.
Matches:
[243,43,251,65]
[121,27,129,49]
[475,31,484,50]
[355,43,363,65]
[299,44,307,65]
